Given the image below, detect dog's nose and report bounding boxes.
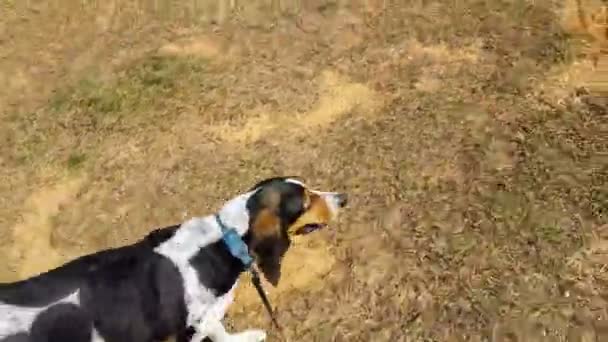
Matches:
[336,193,348,208]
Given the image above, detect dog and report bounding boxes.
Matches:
[0,176,348,342]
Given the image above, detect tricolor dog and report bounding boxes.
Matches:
[0,177,348,342]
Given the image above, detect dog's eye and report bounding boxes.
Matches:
[295,223,326,235]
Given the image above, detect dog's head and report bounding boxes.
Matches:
[244,176,348,286]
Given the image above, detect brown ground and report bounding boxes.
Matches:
[1,0,607,341]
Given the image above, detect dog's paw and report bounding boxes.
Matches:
[232,329,267,342]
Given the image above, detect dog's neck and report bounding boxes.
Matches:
[215,190,256,237]
[154,191,256,262]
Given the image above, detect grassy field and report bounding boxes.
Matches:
[1,0,607,340]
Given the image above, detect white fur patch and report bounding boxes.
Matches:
[285,178,305,187]
[91,328,106,342]
[0,290,80,339]
[154,191,255,329]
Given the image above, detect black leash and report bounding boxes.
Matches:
[250,267,282,331]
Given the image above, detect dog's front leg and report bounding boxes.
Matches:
[191,320,266,342]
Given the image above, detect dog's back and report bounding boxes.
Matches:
[0,226,187,342]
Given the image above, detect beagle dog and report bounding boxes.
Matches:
[0,177,348,342]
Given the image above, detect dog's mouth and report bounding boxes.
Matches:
[294,223,327,235]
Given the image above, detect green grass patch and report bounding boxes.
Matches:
[48,55,207,129]
[5,54,209,170]
[66,153,86,170]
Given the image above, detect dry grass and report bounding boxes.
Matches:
[1,0,607,341]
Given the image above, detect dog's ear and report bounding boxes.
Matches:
[250,205,287,286]
[249,188,282,240]
[254,234,290,287]
[251,208,280,238]
[248,186,291,286]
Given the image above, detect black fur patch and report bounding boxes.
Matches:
[0,225,180,308]
[29,303,92,342]
[0,225,187,342]
[189,239,246,296]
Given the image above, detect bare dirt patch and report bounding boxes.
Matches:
[554,0,608,97]
[205,69,384,144]
[7,176,84,281]
[158,35,231,60]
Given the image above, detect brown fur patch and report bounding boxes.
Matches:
[287,192,331,235]
[251,208,281,238]
[249,188,282,238]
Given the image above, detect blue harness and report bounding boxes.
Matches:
[214,215,282,333]
[215,214,254,268]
